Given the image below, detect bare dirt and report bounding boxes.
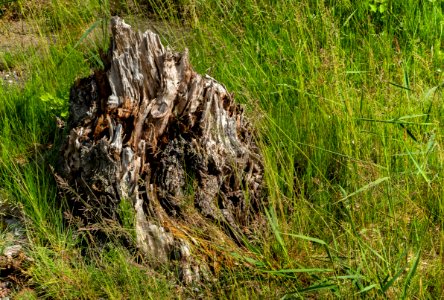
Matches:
[0,19,44,52]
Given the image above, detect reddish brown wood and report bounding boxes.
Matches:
[58,17,264,283]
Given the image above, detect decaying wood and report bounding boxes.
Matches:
[58,17,264,283]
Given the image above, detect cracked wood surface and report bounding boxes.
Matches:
[59,17,264,283]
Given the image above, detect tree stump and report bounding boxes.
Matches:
[58,17,264,283]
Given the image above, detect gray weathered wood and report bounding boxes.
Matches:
[58,17,264,283]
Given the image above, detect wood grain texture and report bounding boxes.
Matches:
[58,17,264,283]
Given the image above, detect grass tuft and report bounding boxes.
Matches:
[0,0,442,298]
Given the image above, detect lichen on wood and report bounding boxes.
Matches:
[58,17,264,283]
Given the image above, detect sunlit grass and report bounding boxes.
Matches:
[0,0,442,298]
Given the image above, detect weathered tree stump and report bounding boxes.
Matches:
[58,17,264,283]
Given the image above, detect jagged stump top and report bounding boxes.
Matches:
[59,17,264,283]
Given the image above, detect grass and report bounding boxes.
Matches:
[0,0,443,298]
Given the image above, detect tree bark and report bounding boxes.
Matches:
[58,17,264,283]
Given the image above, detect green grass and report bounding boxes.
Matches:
[0,0,443,298]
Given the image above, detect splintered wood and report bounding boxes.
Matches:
[58,17,264,283]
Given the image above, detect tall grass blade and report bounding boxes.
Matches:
[357,283,378,294]
[265,268,334,274]
[265,206,288,259]
[357,118,433,126]
[398,123,418,142]
[283,233,326,245]
[283,283,338,298]
[401,250,421,299]
[405,146,430,184]
[388,81,414,91]
[335,177,389,204]
[342,9,357,27]
[284,233,335,265]
[381,264,407,293]
[58,19,102,67]
[72,19,102,50]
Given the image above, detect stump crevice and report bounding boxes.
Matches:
[58,17,264,283]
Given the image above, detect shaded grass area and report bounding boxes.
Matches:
[0,0,443,298]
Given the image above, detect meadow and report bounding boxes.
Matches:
[0,0,443,298]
